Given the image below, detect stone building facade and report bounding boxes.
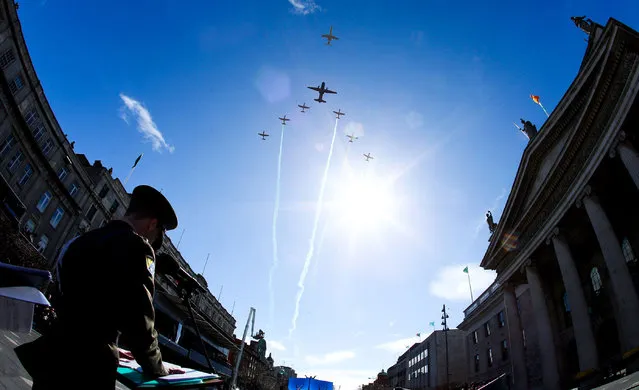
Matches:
[459,283,543,388]
[386,330,466,390]
[463,17,639,390]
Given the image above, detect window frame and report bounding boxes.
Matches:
[36,191,52,213]
[50,207,64,229]
[17,163,33,186]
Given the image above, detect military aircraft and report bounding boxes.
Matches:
[258,131,269,140]
[279,115,290,125]
[322,26,339,45]
[333,109,345,119]
[363,153,374,161]
[307,82,337,103]
[346,134,358,143]
[298,103,310,113]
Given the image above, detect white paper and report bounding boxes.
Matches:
[0,286,50,305]
[158,370,219,382]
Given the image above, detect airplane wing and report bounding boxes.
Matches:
[307,86,321,92]
[324,89,337,94]
[331,36,339,40]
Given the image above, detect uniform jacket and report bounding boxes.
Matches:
[15,220,165,388]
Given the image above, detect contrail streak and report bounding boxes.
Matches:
[289,119,339,337]
[268,125,285,327]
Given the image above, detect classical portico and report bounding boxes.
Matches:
[478,17,639,389]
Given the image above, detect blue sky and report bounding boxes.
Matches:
[19,0,639,388]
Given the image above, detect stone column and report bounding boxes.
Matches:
[618,142,639,191]
[525,263,561,390]
[503,284,528,390]
[548,228,599,371]
[579,186,639,352]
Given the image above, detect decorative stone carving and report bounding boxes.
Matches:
[520,118,538,140]
[486,210,497,234]
[571,16,594,35]
[575,185,593,208]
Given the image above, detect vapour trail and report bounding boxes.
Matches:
[268,124,285,327]
[289,118,339,337]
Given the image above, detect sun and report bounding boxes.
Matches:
[332,171,398,233]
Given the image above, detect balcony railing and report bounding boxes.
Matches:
[463,282,501,318]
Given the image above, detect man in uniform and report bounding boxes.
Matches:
[15,185,182,389]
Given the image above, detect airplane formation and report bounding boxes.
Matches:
[257,26,375,162]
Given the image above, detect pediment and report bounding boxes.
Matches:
[522,132,571,210]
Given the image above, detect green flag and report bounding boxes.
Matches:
[463,266,469,273]
[429,321,435,327]
[416,333,421,337]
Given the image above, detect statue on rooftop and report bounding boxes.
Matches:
[520,118,538,140]
[571,16,594,35]
[486,211,497,234]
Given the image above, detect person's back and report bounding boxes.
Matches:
[15,185,180,390]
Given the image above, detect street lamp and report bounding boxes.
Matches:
[442,305,450,390]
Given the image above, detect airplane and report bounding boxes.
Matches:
[298,103,310,113]
[333,109,345,119]
[279,115,290,125]
[307,81,337,103]
[258,131,269,140]
[321,26,339,45]
[346,134,358,143]
[363,153,374,161]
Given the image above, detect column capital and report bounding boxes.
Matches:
[608,131,627,158]
[575,185,594,208]
[520,258,534,275]
[545,227,560,245]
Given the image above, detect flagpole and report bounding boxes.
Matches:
[467,269,474,302]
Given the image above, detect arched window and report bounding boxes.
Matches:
[622,237,636,263]
[591,267,603,295]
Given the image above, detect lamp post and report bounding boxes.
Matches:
[442,304,450,390]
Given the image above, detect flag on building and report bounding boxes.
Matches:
[132,153,143,168]
[416,333,421,337]
[463,266,469,274]
[429,321,435,327]
[530,94,541,105]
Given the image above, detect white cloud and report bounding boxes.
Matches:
[389,321,395,328]
[305,350,355,366]
[288,0,320,15]
[429,264,496,302]
[405,111,424,129]
[119,94,174,153]
[375,336,420,354]
[268,340,286,352]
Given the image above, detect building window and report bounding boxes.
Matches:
[8,74,24,94]
[6,149,24,173]
[58,167,68,181]
[37,235,48,253]
[497,310,505,328]
[24,219,35,233]
[24,108,39,127]
[487,348,494,367]
[563,292,571,312]
[98,183,109,198]
[0,133,15,157]
[69,182,79,197]
[473,330,478,344]
[86,204,98,222]
[109,199,119,215]
[622,237,636,263]
[32,124,45,142]
[99,219,107,227]
[484,321,491,337]
[501,339,509,360]
[590,267,603,295]
[474,354,480,372]
[17,163,33,186]
[0,48,16,68]
[50,207,64,228]
[36,191,52,213]
[42,139,54,156]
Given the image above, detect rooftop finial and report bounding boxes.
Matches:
[571,16,594,35]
